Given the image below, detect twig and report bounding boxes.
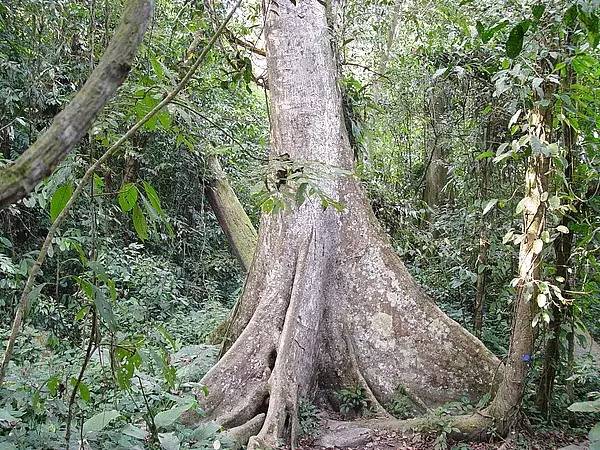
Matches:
[225,30,266,56]
[138,375,158,441]
[65,309,97,448]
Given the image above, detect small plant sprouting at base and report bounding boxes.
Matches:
[298,400,320,438]
[336,385,369,417]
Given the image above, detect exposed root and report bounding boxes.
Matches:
[344,332,391,418]
[313,411,495,448]
[314,419,372,448]
[224,414,266,449]
[213,382,270,428]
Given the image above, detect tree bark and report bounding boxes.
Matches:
[195,2,501,448]
[474,124,491,338]
[205,155,257,272]
[0,0,153,208]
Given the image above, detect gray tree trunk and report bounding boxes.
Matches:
[196,2,500,447]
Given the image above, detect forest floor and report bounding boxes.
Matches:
[296,427,589,450]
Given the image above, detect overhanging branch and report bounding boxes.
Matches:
[0,0,154,208]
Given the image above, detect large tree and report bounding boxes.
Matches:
[196,1,500,447]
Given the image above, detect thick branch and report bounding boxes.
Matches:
[205,155,257,271]
[0,0,153,208]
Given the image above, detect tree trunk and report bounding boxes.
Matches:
[474,227,489,338]
[423,85,448,207]
[535,68,575,417]
[474,125,491,338]
[204,155,257,346]
[205,155,257,272]
[486,102,551,435]
[195,2,500,448]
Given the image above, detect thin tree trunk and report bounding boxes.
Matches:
[377,0,402,76]
[486,101,552,434]
[474,226,489,338]
[423,85,448,207]
[536,66,576,417]
[474,123,491,337]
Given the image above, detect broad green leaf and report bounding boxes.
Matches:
[568,399,600,413]
[261,197,275,213]
[118,183,138,212]
[70,378,90,402]
[157,110,172,130]
[132,205,149,241]
[0,408,20,424]
[506,23,526,59]
[135,95,161,130]
[541,230,550,243]
[158,432,180,450]
[142,181,164,216]
[47,376,60,396]
[548,195,561,209]
[79,382,90,402]
[482,199,498,216]
[75,277,94,300]
[122,424,149,440]
[579,11,599,47]
[432,67,447,79]
[75,305,90,321]
[564,5,578,26]
[537,293,547,308]
[154,402,195,428]
[532,4,545,20]
[50,183,73,222]
[93,174,104,194]
[477,19,508,43]
[516,196,540,215]
[476,150,494,160]
[82,410,120,435]
[94,289,117,332]
[150,56,165,80]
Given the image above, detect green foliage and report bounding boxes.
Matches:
[336,385,368,416]
[569,394,600,450]
[298,400,320,438]
[0,0,599,448]
[506,22,527,58]
[49,183,73,222]
[385,386,419,419]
